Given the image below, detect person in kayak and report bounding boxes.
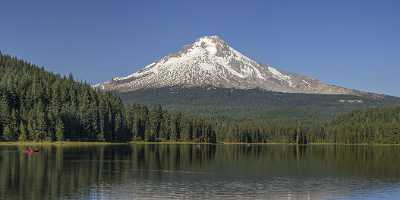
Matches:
[24,147,39,155]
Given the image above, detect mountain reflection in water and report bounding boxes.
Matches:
[1,144,400,200]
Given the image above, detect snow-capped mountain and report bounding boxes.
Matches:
[95,35,356,95]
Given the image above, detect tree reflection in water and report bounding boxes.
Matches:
[0,144,399,200]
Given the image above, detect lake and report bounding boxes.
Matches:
[1,144,400,200]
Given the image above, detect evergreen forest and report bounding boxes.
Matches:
[1,53,399,144]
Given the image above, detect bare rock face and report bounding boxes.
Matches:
[95,35,356,95]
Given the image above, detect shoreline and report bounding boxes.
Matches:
[0,141,399,146]
[0,141,125,146]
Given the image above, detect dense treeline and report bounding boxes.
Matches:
[118,87,400,121]
[323,106,400,144]
[0,53,128,141]
[0,53,399,144]
[211,105,400,144]
[125,104,217,143]
[0,53,217,143]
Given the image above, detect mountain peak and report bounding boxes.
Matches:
[198,35,223,41]
[95,36,357,95]
[188,35,230,56]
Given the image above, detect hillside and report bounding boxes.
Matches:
[0,53,218,143]
[0,53,127,141]
[117,87,400,121]
[325,106,400,144]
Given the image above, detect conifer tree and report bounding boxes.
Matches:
[18,123,28,141]
[55,120,64,141]
[3,125,13,140]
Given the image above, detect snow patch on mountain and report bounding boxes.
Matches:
[267,66,293,86]
[95,35,357,95]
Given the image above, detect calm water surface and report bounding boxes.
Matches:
[1,144,400,200]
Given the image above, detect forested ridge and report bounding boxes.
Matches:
[0,53,126,141]
[118,87,400,121]
[324,106,400,144]
[1,52,399,144]
[217,105,400,144]
[0,53,217,142]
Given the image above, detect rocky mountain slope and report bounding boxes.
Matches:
[95,35,358,95]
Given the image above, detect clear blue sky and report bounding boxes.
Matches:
[1,0,399,96]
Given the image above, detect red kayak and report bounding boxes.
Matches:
[24,148,39,155]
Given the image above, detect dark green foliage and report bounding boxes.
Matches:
[124,104,217,142]
[0,53,128,142]
[55,119,64,141]
[0,52,218,143]
[18,123,28,141]
[0,52,399,144]
[214,105,400,144]
[118,87,400,122]
[117,83,400,144]
[323,106,400,144]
